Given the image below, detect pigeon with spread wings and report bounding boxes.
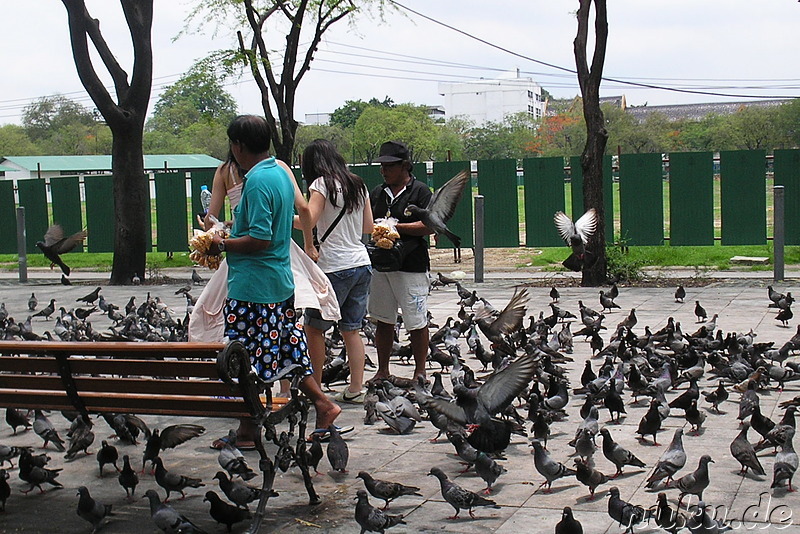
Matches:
[36,224,87,276]
[404,170,469,250]
[554,208,598,272]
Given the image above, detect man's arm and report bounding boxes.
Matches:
[210,234,270,255]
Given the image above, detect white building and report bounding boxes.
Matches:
[438,71,545,125]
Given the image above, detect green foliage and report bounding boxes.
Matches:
[22,95,98,141]
[293,124,350,165]
[354,104,442,163]
[605,241,646,282]
[0,124,41,156]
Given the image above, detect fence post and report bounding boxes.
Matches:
[474,195,484,283]
[16,207,27,283]
[774,185,785,281]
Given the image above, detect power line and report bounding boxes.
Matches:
[387,0,799,100]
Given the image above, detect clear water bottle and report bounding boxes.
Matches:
[200,185,212,214]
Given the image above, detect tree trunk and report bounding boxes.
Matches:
[574,0,609,286]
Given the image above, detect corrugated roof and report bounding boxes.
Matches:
[0,154,222,172]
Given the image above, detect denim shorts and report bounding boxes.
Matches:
[305,264,372,332]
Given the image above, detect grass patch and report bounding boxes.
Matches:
[0,252,195,271]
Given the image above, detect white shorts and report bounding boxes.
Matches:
[368,271,430,331]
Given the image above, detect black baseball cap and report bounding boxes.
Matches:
[374,140,409,163]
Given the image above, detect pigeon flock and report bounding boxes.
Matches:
[2,274,800,532]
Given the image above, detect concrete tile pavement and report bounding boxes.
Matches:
[1,268,800,532]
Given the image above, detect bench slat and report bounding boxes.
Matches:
[0,356,224,379]
[0,341,225,357]
[0,374,239,397]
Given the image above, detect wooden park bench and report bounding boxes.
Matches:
[0,339,319,533]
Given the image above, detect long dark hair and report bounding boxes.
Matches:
[302,139,366,213]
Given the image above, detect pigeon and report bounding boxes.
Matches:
[0,445,22,469]
[473,451,505,494]
[738,381,760,421]
[143,424,206,472]
[354,489,406,533]
[550,286,560,303]
[531,439,576,492]
[118,455,139,501]
[204,490,251,532]
[19,449,62,494]
[730,423,765,476]
[674,286,686,303]
[96,440,120,476]
[686,500,732,534]
[600,428,646,477]
[356,471,421,509]
[694,301,708,322]
[701,382,728,413]
[144,489,207,534]
[654,492,687,534]
[607,487,645,534]
[428,466,499,519]
[603,379,627,423]
[636,399,662,445]
[553,208,597,271]
[685,399,707,434]
[33,410,65,452]
[375,397,417,435]
[217,430,257,481]
[27,292,37,311]
[646,429,687,489]
[0,468,8,511]
[555,506,583,534]
[771,427,798,492]
[404,170,470,248]
[574,458,609,500]
[213,471,259,509]
[776,306,793,327]
[76,486,113,533]
[76,286,102,304]
[670,454,713,505]
[327,424,349,473]
[306,433,324,475]
[35,224,87,276]
[65,415,95,460]
[192,269,204,285]
[6,408,32,434]
[599,291,620,312]
[153,457,204,502]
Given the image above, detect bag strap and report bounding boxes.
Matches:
[318,207,347,244]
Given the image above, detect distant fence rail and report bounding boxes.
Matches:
[3,149,799,255]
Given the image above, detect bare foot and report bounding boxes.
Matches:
[315,399,341,430]
[367,372,390,384]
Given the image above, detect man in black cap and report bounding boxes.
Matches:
[368,140,432,382]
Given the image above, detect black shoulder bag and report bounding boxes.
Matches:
[313,208,347,250]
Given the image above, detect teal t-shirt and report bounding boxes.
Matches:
[226,157,295,304]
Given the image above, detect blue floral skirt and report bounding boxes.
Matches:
[224,296,313,382]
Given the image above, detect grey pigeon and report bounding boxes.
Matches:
[554,208,597,271]
[428,466,499,519]
[153,457,204,502]
[404,171,469,248]
[19,449,62,494]
[28,292,37,311]
[771,427,798,491]
[213,471,259,509]
[600,428,645,478]
[35,224,86,276]
[449,432,479,471]
[670,454,713,505]
[355,489,406,533]
[76,486,113,533]
[118,454,139,501]
[192,269,203,285]
[599,291,620,312]
[33,410,65,452]
[685,399,707,435]
[96,440,119,476]
[674,286,686,303]
[607,486,645,534]
[6,408,31,434]
[65,415,95,460]
[555,506,583,534]
[77,286,102,304]
[217,430,257,480]
[686,500,732,534]
[654,492,687,534]
[729,423,765,476]
[356,471,421,509]
[531,439,576,492]
[702,381,728,413]
[574,458,609,500]
[738,381,759,421]
[306,433,324,475]
[646,429,687,488]
[473,451,505,494]
[327,424,349,473]
[144,489,207,534]
[375,398,417,434]
[204,490,251,532]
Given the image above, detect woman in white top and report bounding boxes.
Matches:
[302,139,374,403]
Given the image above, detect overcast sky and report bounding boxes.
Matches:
[1,0,797,127]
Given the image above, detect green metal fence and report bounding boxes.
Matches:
[4,149,799,257]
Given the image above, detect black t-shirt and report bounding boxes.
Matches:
[370,176,432,273]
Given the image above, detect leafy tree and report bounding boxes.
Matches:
[62,0,153,284]
[354,104,440,163]
[187,0,391,164]
[147,59,238,135]
[293,124,349,166]
[21,95,97,141]
[574,0,609,286]
[606,108,670,154]
[0,125,41,156]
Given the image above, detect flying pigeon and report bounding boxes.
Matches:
[554,208,597,271]
[35,224,87,276]
[404,170,470,248]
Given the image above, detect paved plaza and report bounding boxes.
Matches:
[1,267,800,532]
